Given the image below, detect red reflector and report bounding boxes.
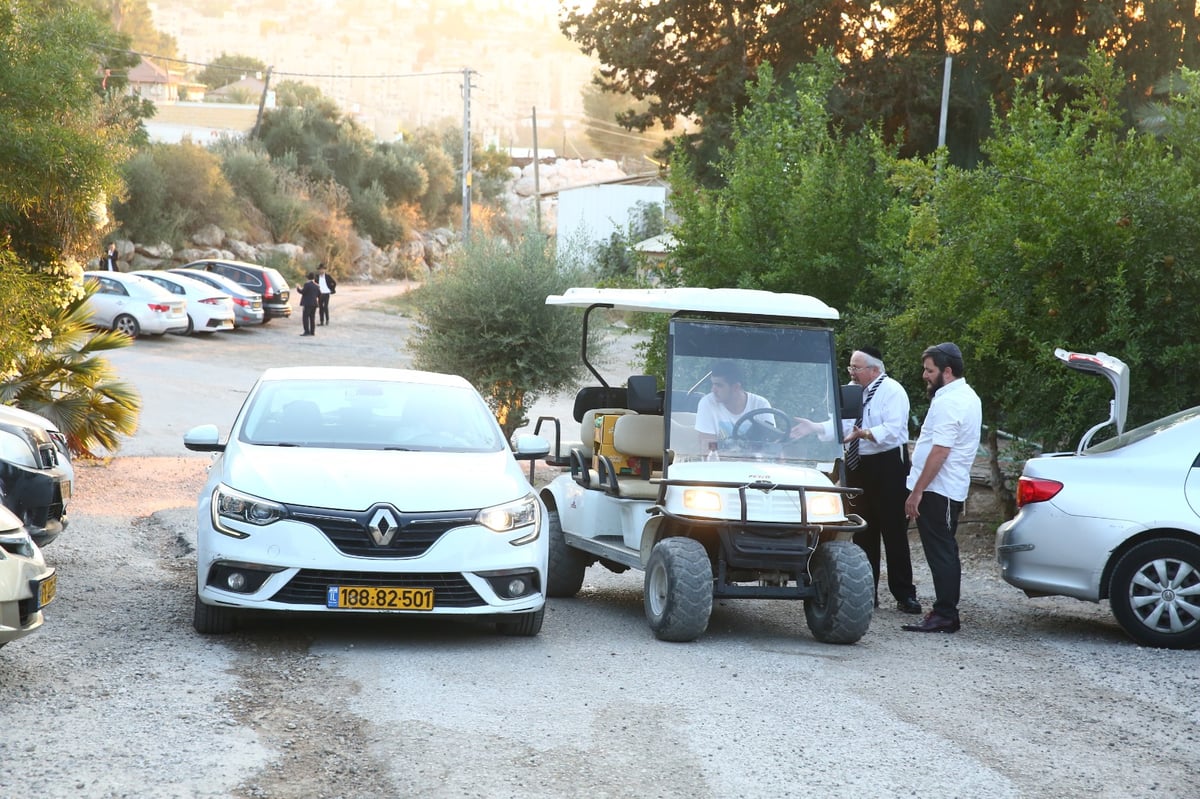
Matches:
[1016,476,1063,507]
[147,303,170,313]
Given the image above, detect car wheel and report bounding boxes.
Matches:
[260,316,271,325]
[496,606,544,636]
[546,510,589,597]
[193,591,237,635]
[1109,538,1200,649]
[644,536,712,642]
[113,314,140,338]
[177,315,195,335]
[804,540,873,644]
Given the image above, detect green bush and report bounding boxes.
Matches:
[114,142,239,247]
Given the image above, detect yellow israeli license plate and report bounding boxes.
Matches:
[38,571,57,609]
[325,585,434,611]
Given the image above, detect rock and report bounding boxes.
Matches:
[258,242,304,261]
[228,240,259,261]
[129,253,167,270]
[191,224,225,248]
[137,241,174,260]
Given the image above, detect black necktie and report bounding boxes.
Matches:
[846,376,882,471]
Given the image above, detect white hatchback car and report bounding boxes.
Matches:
[997,349,1200,649]
[184,366,551,636]
[83,271,188,337]
[132,270,235,334]
[0,504,56,647]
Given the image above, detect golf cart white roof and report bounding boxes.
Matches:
[546,287,840,321]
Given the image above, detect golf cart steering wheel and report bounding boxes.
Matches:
[731,407,793,444]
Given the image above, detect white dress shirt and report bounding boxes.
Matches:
[907,378,983,502]
[841,373,910,455]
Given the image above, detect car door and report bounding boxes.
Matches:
[88,275,128,327]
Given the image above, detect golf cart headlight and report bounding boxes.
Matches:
[806,492,843,520]
[684,489,722,512]
[213,484,286,534]
[478,494,539,533]
[0,429,38,468]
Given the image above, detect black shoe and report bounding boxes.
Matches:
[901,612,960,633]
[897,596,923,614]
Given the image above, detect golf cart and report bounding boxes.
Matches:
[535,287,873,643]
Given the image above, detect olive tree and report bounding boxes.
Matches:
[408,233,593,439]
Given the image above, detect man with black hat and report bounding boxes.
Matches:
[841,347,922,614]
[901,342,982,633]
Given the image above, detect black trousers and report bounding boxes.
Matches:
[846,447,916,603]
[302,305,316,334]
[318,293,331,324]
[914,491,964,620]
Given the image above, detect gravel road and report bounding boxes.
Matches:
[2,282,1196,798]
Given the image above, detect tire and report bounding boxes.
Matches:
[804,540,874,644]
[179,315,195,335]
[644,537,713,642]
[114,314,140,338]
[260,316,271,325]
[1109,538,1200,649]
[193,591,237,634]
[496,606,544,636]
[546,510,588,597]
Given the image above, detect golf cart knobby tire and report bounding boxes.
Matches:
[644,537,713,642]
[546,510,588,597]
[804,540,873,644]
[496,606,544,636]
[193,591,237,635]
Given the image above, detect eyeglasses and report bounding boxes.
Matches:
[847,365,870,373]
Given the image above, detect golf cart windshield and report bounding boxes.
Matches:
[667,318,844,466]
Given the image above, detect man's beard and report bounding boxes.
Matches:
[926,372,945,400]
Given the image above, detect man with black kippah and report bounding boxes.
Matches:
[902,342,982,633]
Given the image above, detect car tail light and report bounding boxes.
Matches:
[200,297,223,305]
[232,297,249,308]
[147,303,170,313]
[1016,476,1063,507]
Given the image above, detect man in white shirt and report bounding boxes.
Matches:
[694,360,772,449]
[901,342,983,634]
[316,263,337,326]
[841,347,921,614]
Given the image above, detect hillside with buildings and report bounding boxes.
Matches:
[142,0,601,154]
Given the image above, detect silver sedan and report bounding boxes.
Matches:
[997,349,1200,649]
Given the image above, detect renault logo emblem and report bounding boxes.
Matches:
[367,507,401,546]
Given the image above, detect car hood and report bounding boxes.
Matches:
[219,445,533,511]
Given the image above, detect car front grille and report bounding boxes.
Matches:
[287,504,477,558]
[270,569,485,607]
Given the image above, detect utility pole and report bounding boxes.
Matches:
[252,66,274,139]
[461,67,475,239]
[531,106,541,233]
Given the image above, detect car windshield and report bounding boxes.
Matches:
[1085,406,1200,453]
[238,379,505,452]
[666,318,844,466]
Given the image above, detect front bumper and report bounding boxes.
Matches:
[195,508,547,617]
[0,464,70,547]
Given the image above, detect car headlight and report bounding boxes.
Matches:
[212,484,286,537]
[0,429,38,469]
[477,493,539,534]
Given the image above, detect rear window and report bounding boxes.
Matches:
[1087,407,1200,453]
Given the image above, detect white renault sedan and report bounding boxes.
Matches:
[0,505,56,647]
[997,349,1200,649]
[132,269,235,334]
[83,271,188,337]
[184,367,550,636]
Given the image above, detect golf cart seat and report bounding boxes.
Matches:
[593,411,664,500]
[568,407,635,488]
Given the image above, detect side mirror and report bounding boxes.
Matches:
[183,423,225,453]
[511,434,551,461]
[840,383,864,420]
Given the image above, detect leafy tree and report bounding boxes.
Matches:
[196,52,267,90]
[669,60,903,318]
[114,142,238,245]
[409,233,594,438]
[893,52,1200,515]
[591,201,664,280]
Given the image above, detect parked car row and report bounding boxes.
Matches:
[83,260,292,338]
[0,405,67,648]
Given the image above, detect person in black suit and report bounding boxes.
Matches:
[298,272,320,336]
[316,263,337,326]
[101,243,119,271]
